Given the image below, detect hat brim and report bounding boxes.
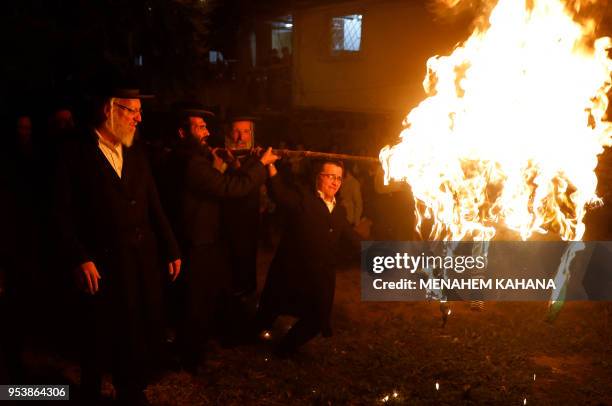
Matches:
[110,88,155,99]
[231,115,258,122]
[113,94,155,99]
[182,109,216,118]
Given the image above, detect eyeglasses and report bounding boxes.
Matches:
[114,103,143,116]
[319,173,343,183]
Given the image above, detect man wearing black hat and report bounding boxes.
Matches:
[164,105,278,374]
[222,116,261,298]
[0,159,22,384]
[160,105,218,250]
[226,115,256,150]
[54,88,181,404]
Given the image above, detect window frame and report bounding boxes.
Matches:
[325,11,365,60]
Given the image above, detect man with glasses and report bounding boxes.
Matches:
[219,115,267,345]
[54,86,181,405]
[222,115,261,296]
[256,159,362,357]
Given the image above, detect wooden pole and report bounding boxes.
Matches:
[224,148,380,163]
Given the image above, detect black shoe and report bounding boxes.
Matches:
[273,343,298,359]
[156,352,183,373]
[182,357,207,378]
[116,391,150,406]
[76,391,103,405]
[184,363,207,378]
[78,379,103,403]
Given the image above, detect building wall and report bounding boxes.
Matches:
[292,0,471,114]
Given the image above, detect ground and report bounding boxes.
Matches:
[142,252,612,405]
[23,251,612,405]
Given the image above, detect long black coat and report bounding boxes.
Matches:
[161,138,267,355]
[162,138,267,249]
[259,175,360,333]
[54,131,180,371]
[221,155,262,293]
[160,138,267,286]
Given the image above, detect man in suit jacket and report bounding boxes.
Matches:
[163,107,278,374]
[0,161,21,384]
[256,159,361,357]
[222,116,260,297]
[54,88,181,405]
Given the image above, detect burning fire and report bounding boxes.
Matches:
[380,0,612,243]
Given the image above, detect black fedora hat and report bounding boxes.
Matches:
[229,113,258,122]
[47,94,76,113]
[88,86,154,102]
[85,64,155,99]
[108,88,155,99]
[88,70,155,100]
[181,107,215,118]
[173,101,215,119]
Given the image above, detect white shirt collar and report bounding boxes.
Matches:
[317,190,336,213]
[95,129,121,153]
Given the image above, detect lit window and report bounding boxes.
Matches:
[331,14,362,53]
[209,50,224,64]
[271,15,293,58]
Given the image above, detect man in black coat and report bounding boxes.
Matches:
[54,88,181,404]
[222,116,260,297]
[0,159,21,384]
[163,107,279,374]
[256,159,361,356]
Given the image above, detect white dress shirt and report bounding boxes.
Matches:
[317,190,336,213]
[95,129,123,178]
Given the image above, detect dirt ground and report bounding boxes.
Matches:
[141,251,611,406]
[21,248,611,405]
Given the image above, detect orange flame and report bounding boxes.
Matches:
[380,0,612,242]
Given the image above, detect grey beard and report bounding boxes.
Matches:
[110,123,135,147]
[119,132,135,148]
[104,119,135,148]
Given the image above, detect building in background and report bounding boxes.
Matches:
[233,0,471,151]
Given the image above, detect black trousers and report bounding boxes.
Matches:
[79,247,164,401]
[80,313,149,400]
[178,242,231,364]
[0,286,25,384]
[227,232,258,295]
[0,295,23,384]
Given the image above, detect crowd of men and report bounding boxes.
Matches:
[0,84,372,404]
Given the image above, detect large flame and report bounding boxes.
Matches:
[380,0,612,242]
